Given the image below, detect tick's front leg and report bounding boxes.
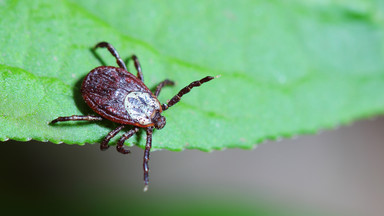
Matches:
[143,127,154,192]
[161,76,215,111]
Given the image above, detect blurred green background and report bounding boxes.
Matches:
[2,117,384,215]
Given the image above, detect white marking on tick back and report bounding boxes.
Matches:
[124,92,160,125]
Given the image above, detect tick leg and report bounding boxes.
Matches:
[100,125,125,151]
[50,115,103,124]
[116,127,139,154]
[95,42,128,71]
[143,127,153,192]
[154,79,175,97]
[162,76,216,111]
[131,55,144,82]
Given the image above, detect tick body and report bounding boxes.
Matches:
[51,42,215,191]
[82,66,162,127]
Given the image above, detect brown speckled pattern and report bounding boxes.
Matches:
[81,66,161,127]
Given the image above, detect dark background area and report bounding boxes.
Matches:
[1,116,384,215]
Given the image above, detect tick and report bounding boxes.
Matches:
[50,42,216,191]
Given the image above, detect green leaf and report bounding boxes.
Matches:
[1,0,384,151]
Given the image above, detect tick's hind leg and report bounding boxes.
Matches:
[154,79,175,97]
[100,125,125,151]
[131,55,144,82]
[50,115,103,124]
[116,127,139,154]
[95,42,127,71]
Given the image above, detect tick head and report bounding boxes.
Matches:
[152,112,166,130]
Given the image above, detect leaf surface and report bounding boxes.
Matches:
[1,0,384,151]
